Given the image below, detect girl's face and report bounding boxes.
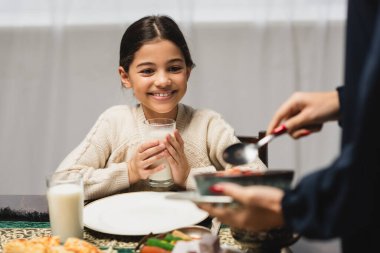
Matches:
[119,39,191,120]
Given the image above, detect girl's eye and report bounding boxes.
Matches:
[139,69,154,75]
[168,66,183,73]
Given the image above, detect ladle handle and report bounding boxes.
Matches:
[272,124,287,136]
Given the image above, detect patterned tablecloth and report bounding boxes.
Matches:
[0,194,245,252]
[0,224,242,252]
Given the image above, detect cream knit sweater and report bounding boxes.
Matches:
[57,103,267,200]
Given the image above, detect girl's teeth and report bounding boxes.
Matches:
[155,93,170,97]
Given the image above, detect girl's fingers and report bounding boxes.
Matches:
[140,143,166,160]
[142,152,166,168]
[140,163,165,179]
[147,163,165,174]
[165,151,177,166]
[166,134,181,150]
[165,139,177,157]
[173,130,184,145]
[138,140,160,153]
[165,136,181,163]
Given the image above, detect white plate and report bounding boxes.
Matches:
[83,191,208,236]
[166,191,233,204]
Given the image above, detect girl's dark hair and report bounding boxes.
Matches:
[119,15,195,71]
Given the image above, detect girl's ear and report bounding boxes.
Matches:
[186,67,192,81]
[118,66,132,88]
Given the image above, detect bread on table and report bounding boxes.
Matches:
[64,237,102,253]
[3,236,101,253]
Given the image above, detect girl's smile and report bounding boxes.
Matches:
[148,90,177,100]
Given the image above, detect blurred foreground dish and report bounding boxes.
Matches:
[195,168,294,196]
[194,168,299,251]
[3,236,102,253]
[138,227,240,253]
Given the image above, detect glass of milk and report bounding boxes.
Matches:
[143,118,176,188]
[46,172,84,242]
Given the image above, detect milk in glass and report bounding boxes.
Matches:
[144,118,176,187]
[148,128,173,181]
[47,173,83,242]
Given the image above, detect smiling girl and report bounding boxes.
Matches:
[56,15,267,201]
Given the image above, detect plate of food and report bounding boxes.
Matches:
[83,191,208,236]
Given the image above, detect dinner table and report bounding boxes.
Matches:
[0,185,294,253]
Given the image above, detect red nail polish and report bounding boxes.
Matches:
[209,184,224,194]
[273,124,287,135]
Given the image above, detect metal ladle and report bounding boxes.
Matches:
[223,124,287,165]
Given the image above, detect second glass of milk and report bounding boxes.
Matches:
[46,172,84,242]
[143,118,176,188]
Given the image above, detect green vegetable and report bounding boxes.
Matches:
[146,238,174,251]
[164,233,183,242]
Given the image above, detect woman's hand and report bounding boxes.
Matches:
[128,140,167,184]
[164,130,190,187]
[198,183,285,232]
[267,91,340,139]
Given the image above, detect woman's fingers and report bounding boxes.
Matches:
[215,183,250,204]
[267,94,302,134]
[267,91,339,136]
[290,124,322,139]
[201,204,231,218]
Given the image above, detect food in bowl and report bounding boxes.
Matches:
[138,227,239,253]
[194,168,294,196]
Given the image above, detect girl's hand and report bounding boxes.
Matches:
[164,130,190,187]
[128,140,167,184]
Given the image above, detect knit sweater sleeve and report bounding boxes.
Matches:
[56,107,131,201]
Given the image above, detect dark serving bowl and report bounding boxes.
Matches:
[194,169,294,196]
[230,226,300,251]
[194,169,298,251]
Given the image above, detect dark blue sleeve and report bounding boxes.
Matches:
[281,0,380,240]
[336,86,344,127]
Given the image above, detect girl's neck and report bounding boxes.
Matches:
[142,104,178,120]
